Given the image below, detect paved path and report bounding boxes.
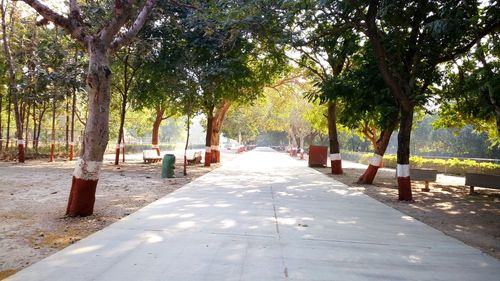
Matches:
[8,148,500,281]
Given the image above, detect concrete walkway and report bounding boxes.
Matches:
[8,147,500,281]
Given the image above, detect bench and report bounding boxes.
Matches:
[187,151,202,165]
[465,173,500,194]
[410,168,437,192]
[143,149,162,163]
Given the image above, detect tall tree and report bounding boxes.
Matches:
[22,0,156,216]
[112,43,144,164]
[286,1,359,174]
[335,0,499,200]
[1,0,24,162]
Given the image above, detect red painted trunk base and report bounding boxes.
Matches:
[216,150,221,163]
[204,152,211,167]
[18,144,25,163]
[69,144,74,161]
[114,148,120,165]
[358,165,379,184]
[397,176,413,201]
[66,176,98,217]
[49,144,55,162]
[211,150,217,163]
[331,160,343,174]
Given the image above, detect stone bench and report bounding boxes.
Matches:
[143,149,162,163]
[410,168,437,192]
[465,173,500,194]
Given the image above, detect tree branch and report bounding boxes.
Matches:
[435,19,500,64]
[109,0,156,51]
[20,0,89,43]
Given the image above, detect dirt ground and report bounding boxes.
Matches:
[0,154,221,280]
[313,162,500,260]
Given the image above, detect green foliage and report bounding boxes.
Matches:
[435,35,500,144]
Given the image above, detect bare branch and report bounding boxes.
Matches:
[109,0,156,51]
[75,107,87,126]
[20,0,88,43]
[99,0,133,45]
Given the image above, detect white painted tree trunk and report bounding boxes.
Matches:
[66,39,111,216]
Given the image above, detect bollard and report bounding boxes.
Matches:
[162,154,176,178]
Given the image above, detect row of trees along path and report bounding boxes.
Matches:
[1,1,498,217]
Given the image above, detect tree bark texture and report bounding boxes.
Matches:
[210,101,230,163]
[66,41,111,217]
[151,106,163,156]
[328,101,342,174]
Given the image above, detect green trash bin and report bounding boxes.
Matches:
[162,154,176,178]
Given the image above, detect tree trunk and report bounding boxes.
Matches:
[66,40,111,217]
[211,128,218,163]
[328,101,342,174]
[151,106,163,156]
[25,103,30,151]
[289,128,298,156]
[358,125,395,184]
[49,100,56,162]
[210,101,230,163]
[299,135,305,159]
[184,115,190,176]
[114,94,127,165]
[32,104,36,153]
[5,95,10,150]
[70,85,76,161]
[34,103,47,155]
[204,111,214,167]
[65,97,70,151]
[121,133,125,163]
[396,106,413,201]
[1,1,23,161]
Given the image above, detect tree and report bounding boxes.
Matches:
[22,0,156,216]
[158,1,285,167]
[325,46,400,184]
[336,0,499,200]
[1,0,25,162]
[286,1,360,174]
[111,42,146,164]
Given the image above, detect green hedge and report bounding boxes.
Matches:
[341,150,500,176]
